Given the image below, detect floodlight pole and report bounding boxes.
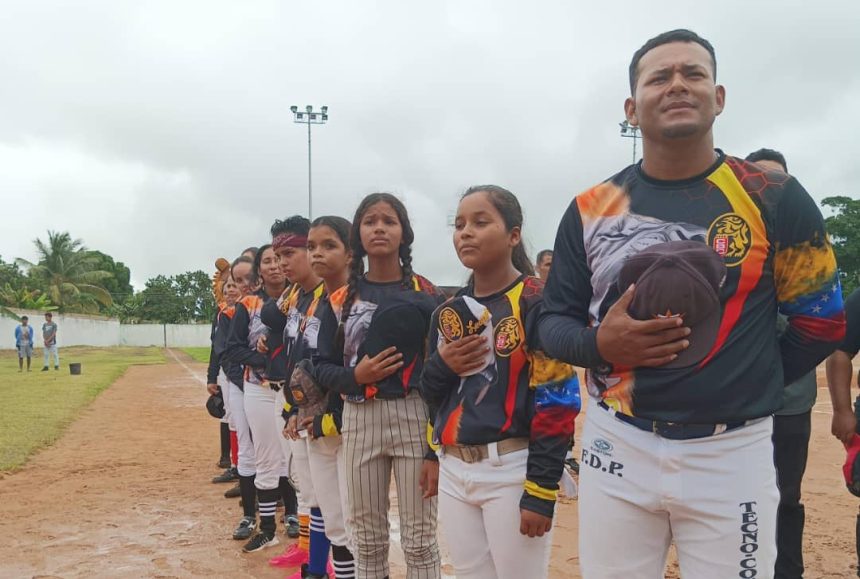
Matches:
[290,105,329,219]
[619,120,642,164]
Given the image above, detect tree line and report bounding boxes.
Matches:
[0,231,215,324]
[1,198,858,324]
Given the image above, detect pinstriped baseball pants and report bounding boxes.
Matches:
[341,391,440,579]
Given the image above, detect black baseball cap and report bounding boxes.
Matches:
[206,393,225,419]
[358,297,434,365]
[618,240,726,369]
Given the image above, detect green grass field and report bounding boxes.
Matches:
[181,347,210,363]
[0,347,165,471]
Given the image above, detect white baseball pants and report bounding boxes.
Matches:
[217,371,231,426]
[578,403,778,579]
[244,381,288,490]
[439,447,552,579]
[308,434,353,549]
[274,389,312,512]
[230,381,255,477]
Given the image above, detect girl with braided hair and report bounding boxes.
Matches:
[314,193,445,579]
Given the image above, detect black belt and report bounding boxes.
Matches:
[598,401,747,440]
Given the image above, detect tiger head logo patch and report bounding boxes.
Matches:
[493,316,522,357]
[438,307,463,343]
[707,213,752,267]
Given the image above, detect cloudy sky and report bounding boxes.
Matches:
[1,0,858,288]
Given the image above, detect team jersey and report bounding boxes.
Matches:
[225,290,271,386]
[540,151,846,424]
[280,282,341,436]
[206,305,226,384]
[315,273,446,401]
[422,275,581,518]
[260,286,295,383]
[283,282,325,379]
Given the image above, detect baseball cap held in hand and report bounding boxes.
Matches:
[617,240,726,369]
[359,297,434,366]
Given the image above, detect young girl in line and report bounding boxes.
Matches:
[221,256,259,536]
[209,270,243,485]
[226,245,292,553]
[420,185,581,579]
[283,215,357,579]
[315,194,444,579]
[264,216,327,574]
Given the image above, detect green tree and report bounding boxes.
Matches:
[106,293,145,323]
[137,270,215,323]
[0,255,26,290]
[16,231,113,314]
[89,251,134,308]
[0,284,58,311]
[822,196,860,297]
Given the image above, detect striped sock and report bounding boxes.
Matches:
[298,513,310,551]
[258,488,279,535]
[332,544,355,579]
[307,507,331,575]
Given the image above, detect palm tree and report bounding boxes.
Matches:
[17,231,113,314]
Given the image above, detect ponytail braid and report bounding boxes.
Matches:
[399,243,414,289]
[335,249,363,355]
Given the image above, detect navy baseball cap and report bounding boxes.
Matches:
[359,298,433,365]
[618,240,726,369]
[206,393,225,419]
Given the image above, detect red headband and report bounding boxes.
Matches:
[273,233,308,250]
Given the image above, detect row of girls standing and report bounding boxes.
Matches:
[214,187,580,579]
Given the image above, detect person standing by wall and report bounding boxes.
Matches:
[41,312,59,371]
[15,315,34,372]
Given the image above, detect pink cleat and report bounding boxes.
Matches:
[268,544,308,568]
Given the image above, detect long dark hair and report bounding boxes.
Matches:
[336,193,414,352]
[462,185,534,277]
[311,215,353,253]
[253,243,285,290]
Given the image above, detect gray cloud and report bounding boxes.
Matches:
[1,0,857,288]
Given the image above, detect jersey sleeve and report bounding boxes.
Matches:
[773,178,847,383]
[538,201,605,369]
[224,302,267,369]
[838,289,860,358]
[206,311,222,384]
[312,299,362,396]
[521,299,582,518]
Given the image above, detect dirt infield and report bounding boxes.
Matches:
[0,355,856,578]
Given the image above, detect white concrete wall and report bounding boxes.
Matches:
[1,309,211,349]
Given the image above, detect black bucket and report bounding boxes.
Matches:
[69,363,82,375]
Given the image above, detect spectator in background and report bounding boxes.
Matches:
[536,249,553,280]
[746,147,816,579]
[15,316,34,372]
[746,147,789,173]
[42,312,59,371]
